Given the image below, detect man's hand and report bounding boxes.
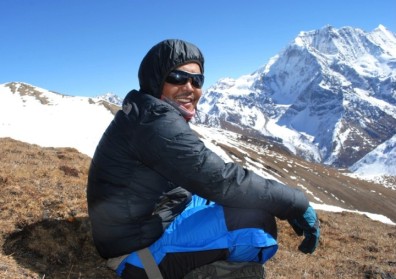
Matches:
[288,205,320,254]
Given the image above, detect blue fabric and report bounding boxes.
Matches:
[116,196,278,276]
[228,245,277,263]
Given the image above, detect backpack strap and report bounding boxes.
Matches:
[137,248,164,279]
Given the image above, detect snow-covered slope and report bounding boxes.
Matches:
[350,134,396,181]
[0,82,115,157]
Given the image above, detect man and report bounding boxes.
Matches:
[87,39,320,279]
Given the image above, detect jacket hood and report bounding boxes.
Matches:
[138,39,205,98]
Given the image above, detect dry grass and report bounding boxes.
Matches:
[0,137,395,279]
[0,137,114,278]
[267,213,396,278]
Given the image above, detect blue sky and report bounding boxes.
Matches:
[1,0,395,98]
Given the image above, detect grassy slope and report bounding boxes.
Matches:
[0,137,395,279]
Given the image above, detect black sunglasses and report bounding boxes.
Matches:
[165,70,204,89]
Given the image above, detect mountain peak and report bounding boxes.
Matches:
[293,25,396,62]
[375,24,394,35]
[94,92,123,106]
[5,81,42,94]
[294,25,370,58]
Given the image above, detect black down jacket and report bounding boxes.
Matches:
[87,39,309,259]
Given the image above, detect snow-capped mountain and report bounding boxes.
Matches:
[196,25,396,173]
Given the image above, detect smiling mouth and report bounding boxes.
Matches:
[174,93,194,104]
[175,97,193,104]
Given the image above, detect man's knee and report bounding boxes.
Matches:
[223,207,277,239]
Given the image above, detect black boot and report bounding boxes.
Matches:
[184,261,265,279]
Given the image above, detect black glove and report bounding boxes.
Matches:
[288,205,320,254]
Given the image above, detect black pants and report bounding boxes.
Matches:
[122,249,228,279]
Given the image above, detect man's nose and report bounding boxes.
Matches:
[185,78,194,89]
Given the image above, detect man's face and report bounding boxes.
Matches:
[162,62,203,113]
